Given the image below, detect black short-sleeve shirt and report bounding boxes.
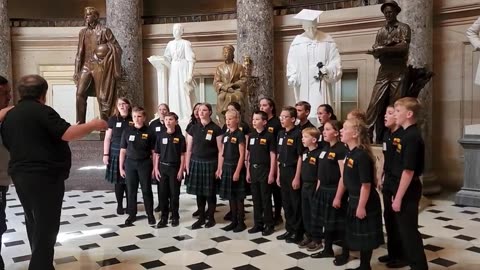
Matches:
[149,119,181,139]
[222,121,250,136]
[1,99,72,180]
[301,147,323,183]
[277,126,303,166]
[247,128,276,165]
[343,147,377,209]
[298,120,315,131]
[317,142,347,187]
[318,125,326,149]
[120,125,155,160]
[382,127,403,192]
[267,116,282,139]
[222,129,245,163]
[187,121,222,160]
[107,115,132,144]
[155,129,186,164]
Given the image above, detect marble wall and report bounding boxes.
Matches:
[9,0,480,189]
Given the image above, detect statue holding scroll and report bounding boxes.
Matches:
[74,6,122,123]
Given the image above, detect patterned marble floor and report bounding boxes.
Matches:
[2,185,480,270]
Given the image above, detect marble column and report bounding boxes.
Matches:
[106,0,143,106]
[398,0,440,195]
[236,0,274,102]
[0,0,12,82]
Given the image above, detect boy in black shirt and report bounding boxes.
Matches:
[154,112,186,228]
[246,111,277,236]
[295,101,315,131]
[276,106,304,244]
[392,97,428,270]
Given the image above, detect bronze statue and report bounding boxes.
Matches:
[74,7,122,123]
[214,45,247,125]
[366,0,410,143]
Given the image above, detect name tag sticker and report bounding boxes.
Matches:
[250,138,255,145]
[162,138,168,144]
[116,122,122,128]
[206,134,212,141]
[319,135,323,141]
[383,142,387,151]
[129,135,135,141]
[224,136,229,143]
[156,126,161,132]
[278,138,284,145]
[319,151,326,159]
[302,153,307,161]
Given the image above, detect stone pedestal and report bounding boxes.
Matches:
[148,56,169,105]
[0,0,12,83]
[106,0,143,106]
[398,0,440,195]
[236,0,274,105]
[456,125,480,207]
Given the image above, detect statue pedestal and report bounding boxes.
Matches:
[148,56,170,105]
[455,125,480,207]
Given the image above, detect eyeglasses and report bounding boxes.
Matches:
[279,115,291,120]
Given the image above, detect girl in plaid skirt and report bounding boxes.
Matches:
[103,97,132,215]
[333,118,384,270]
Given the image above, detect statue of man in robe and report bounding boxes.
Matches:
[74,6,122,123]
[214,45,247,125]
[287,9,342,121]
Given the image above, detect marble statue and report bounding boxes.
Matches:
[214,45,247,126]
[365,0,411,143]
[467,16,480,86]
[74,6,122,123]
[163,23,196,120]
[286,9,342,119]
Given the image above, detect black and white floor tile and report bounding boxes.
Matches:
[3,186,480,269]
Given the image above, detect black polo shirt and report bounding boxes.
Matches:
[382,127,403,193]
[187,121,222,161]
[277,126,303,166]
[317,142,347,188]
[120,125,155,160]
[1,99,71,180]
[266,116,282,139]
[391,124,424,194]
[222,128,245,164]
[301,146,322,183]
[108,115,132,144]
[247,128,276,165]
[343,147,377,209]
[149,119,181,139]
[222,121,250,136]
[297,120,315,131]
[155,128,186,164]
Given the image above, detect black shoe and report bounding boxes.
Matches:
[346,266,371,270]
[125,215,136,225]
[311,249,334,259]
[233,222,246,233]
[147,215,156,225]
[333,254,350,266]
[262,226,274,236]
[276,231,293,240]
[154,205,161,213]
[191,219,205,229]
[286,233,303,244]
[205,219,216,228]
[248,225,264,234]
[156,218,168,228]
[116,207,125,215]
[274,216,283,226]
[378,255,391,263]
[224,211,232,221]
[221,222,238,231]
[192,210,200,217]
[386,260,409,268]
[171,218,179,227]
[297,238,312,248]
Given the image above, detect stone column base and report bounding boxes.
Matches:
[455,189,480,207]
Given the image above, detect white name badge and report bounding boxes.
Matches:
[302,153,307,161]
[162,138,168,144]
[116,122,122,128]
[250,138,255,145]
[156,126,161,132]
[129,135,135,141]
[224,136,229,143]
[320,151,326,159]
[319,135,323,141]
[278,138,284,145]
[206,134,212,141]
[383,142,387,151]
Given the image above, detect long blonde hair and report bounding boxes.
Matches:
[345,118,377,183]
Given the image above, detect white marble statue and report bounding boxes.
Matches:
[287,9,342,118]
[164,23,196,120]
[467,16,480,86]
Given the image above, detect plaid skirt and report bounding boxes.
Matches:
[186,159,218,197]
[105,142,125,184]
[345,193,384,251]
[219,163,246,200]
[312,185,347,233]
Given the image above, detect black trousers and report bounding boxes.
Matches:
[271,182,282,218]
[250,164,273,227]
[0,185,8,270]
[11,173,65,270]
[125,158,154,217]
[382,189,405,261]
[280,166,303,234]
[301,182,315,238]
[159,164,181,219]
[394,181,428,270]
